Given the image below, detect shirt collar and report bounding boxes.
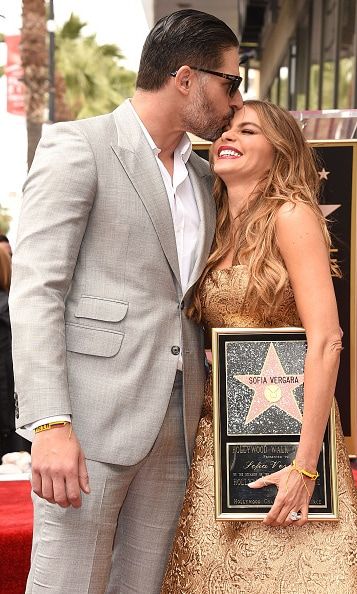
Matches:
[128,100,192,163]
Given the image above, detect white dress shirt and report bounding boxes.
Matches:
[28,102,201,431]
[130,101,200,293]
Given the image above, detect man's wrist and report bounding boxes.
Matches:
[34,421,71,434]
[26,415,72,431]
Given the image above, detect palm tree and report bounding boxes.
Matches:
[19,8,136,165]
[55,14,136,121]
[20,0,47,170]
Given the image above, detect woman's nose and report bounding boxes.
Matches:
[221,128,235,141]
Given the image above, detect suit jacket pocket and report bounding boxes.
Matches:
[65,322,124,357]
[74,296,128,322]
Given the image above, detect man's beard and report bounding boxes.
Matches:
[182,85,234,142]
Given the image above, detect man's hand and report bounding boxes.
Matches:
[31,425,90,508]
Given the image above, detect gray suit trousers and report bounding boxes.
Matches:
[26,372,187,594]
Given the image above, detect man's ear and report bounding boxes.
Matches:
[173,65,193,95]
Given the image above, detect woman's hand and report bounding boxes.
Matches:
[248,465,315,527]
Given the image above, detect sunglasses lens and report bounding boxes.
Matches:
[230,82,238,97]
[229,77,243,96]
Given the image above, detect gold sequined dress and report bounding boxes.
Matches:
[161,265,357,594]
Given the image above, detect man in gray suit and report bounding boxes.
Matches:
[10,9,243,594]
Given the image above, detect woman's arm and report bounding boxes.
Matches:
[277,201,342,469]
[249,201,342,527]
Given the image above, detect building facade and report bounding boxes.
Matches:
[143,0,357,110]
[254,0,357,110]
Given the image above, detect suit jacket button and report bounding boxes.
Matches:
[171,345,180,355]
[180,300,185,310]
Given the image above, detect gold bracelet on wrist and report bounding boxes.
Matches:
[285,459,319,497]
[34,421,70,433]
[291,459,319,481]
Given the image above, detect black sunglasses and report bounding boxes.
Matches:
[170,67,243,97]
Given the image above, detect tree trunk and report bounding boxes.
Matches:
[55,72,74,122]
[20,0,48,171]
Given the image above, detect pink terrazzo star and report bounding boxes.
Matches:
[234,343,304,425]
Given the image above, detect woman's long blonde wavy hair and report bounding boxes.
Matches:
[188,100,340,322]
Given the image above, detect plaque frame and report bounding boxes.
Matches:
[212,327,339,521]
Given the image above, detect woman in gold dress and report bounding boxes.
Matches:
[162,100,357,594]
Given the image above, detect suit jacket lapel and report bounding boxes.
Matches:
[111,100,181,286]
[186,154,216,293]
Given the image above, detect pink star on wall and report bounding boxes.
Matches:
[318,167,330,180]
[234,343,304,426]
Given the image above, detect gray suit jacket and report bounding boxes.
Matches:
[9,100,216,465]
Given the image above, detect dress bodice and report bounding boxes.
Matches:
[199,264,301,330]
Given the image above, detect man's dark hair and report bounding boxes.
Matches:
[136,9,239,91]
[0,234,10,244]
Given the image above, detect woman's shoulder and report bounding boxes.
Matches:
[276,200,318,222]
[275,201,323,239]
[275,199,328,270]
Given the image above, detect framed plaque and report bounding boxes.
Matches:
[212,327,339,521]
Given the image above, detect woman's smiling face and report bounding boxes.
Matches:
[212,106,275,185]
